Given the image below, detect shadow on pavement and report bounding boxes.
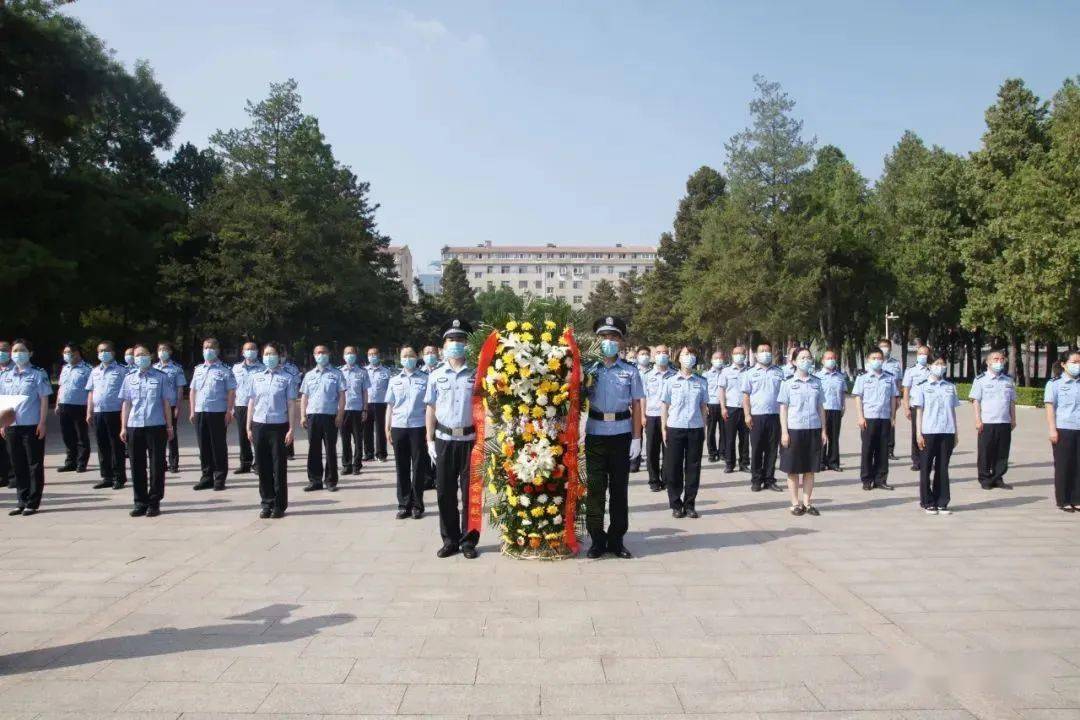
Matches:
[625,526,816,556]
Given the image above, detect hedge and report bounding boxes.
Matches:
[954,383,1045,407]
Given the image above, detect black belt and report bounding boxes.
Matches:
[436,423,475,437]
[588,409,631,422]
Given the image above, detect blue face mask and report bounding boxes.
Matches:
[916,354,928,366]
[757,352,772,366]
[869,359,883,372]
[243,349,258,362]
[263,354,280,369]
[12,351,30,367]
[63,352,73,364]
[445,342,466,359]
[655,353,669,366]
[0,351,9,364]
[136,355,152,370]
[423,354,438,367]
[202,348,217,362]
[990,361,1005,374]
[797,359,814,373]
[930,364,946,377]
[711,359,723,368]
[344,353,358,365]
[637,354,651,367]
[402,357,417,370]
[158,350,171,362]
[680,354,697,369]
[823,358,837,370]
[732,354,745,366]
[99,350,113,363]
[314,353,330,367]
[368,355,380,365]
[1066,362,1080,378]
[124,354,135,366]
[600,339,620,358]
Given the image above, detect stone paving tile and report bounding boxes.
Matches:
[346,657,478,685]
[675,681,824,713]
[542,682,682,714]
[255,683,407,714]
[119,680,274,713]
[399,682,539,715]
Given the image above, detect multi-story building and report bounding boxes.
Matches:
[384,244,416,301]
[441,242,656,307]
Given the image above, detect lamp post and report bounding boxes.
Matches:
[884,307,899,341]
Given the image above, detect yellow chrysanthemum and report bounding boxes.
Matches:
[547,358,561,372]
[505,363,517,376]
[520,332,534,343]
[519,366,532,378]
[552,446,563,456]
[488,482,497,494]
[521,321,533,331]
[506,321,518,331]
[518,403,530,415]
[530,506,545,518]
[544,320,556,330]
[516,510,527,519]
[546,504,559,516]
[540,332,553,343]
[531,406,545,419]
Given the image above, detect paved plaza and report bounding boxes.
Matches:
[0,400,1077,720]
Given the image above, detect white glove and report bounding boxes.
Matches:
[427,440,437,462]
[629,437,641,459]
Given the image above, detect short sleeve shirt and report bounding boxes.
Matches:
[232,361,265,406]
[910,379,960,434]
[643,367,675,417]
[901,364,931,391]
[1044,376,1080,430]
[300,367,345,415]
[852,371,898,420]
[718,365,748,408]
[585,360,645,436]
[366,365,392,403]
[340,364,371,411]
[0,366,52,426]
[424,363,476,441]
[251,368,298,424]
[660,373,709,429]
[58,362,92,405]
[153,361,187,407]
[190,362,237,412]
[969,372,1016,425]
[740,365,785,415]
[813,369,849,411]
[778,375,825,430]
[86,362,127,412]
[704,366,726,404]
[385,370,429,428]
[118,369,169,427]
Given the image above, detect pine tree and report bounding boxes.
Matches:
[437,258,479,322]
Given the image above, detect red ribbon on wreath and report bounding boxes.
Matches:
[464,330,500,544]
[559,326,583,554]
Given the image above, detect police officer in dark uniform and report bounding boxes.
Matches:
[584,316,644,559]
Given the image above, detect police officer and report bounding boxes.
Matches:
[232,341,264,475]
[1044,352,1080,512]
[912,355,959,515]
[852,347,899,491]
[584,316,644,559]
[660,347,709,518]
[879,338,902,459]
[425,319,478,559]
[247,342,299,519]
[280,349,301,459]
[189,337,237,491]
[123,348,137,373]
[154,342,186,475]
[779,348,827,516]
[704,350,727,463]
[56,343,92,473]
[86,341,128,490]
[642,345,674,492]
[970,350,1016,490]
[419,345,441,489]
[300,345,346,492]
[631,347,652,474]
[0,340,51,515]
[718,345,750,474]
[0,340,13,487]
[815,349,848,472]
[119,344,174,517]
[901,345,933,470]
[782,346,798,380]
[386,346,429,519]
[339,346,370,476]
[364,348,391,462]
[741,342,784,492]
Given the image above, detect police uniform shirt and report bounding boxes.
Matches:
[425,363,476,441]
[704,364,727,404]
[154,360,187,408]
[366,364,392,404]
[1044,375,1080,430]
[585,359,645,436]
[778,375,826,430]
[969,371,1016,424]
[660,373,709,429]
[86,362,128,412]
[386,369,429,428]
[643,366,676,417]
[340,364,371,411]
[190,361,237,413]
[740,365,785,415]
[901,364,931,393]
[852,371,898,420]
[118,368,170,427]
[718,365,748,408]
[251,368,298,424]
[282,360,302,394]
[814,368,849,411]
[58,361,92,406]
[782,364,796,380]
[232,360,266,408]
[883,357,902,388]
[301,366,345,415]
[911,378,960,434]
[0,365,52,426]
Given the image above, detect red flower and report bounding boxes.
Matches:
[546,482,557,492]
[552,465,565,479]
[523,484,534,494]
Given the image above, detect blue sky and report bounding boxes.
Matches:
[66,1,1078,270]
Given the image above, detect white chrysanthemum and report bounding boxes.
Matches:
[518,494,531,507]
[536,394,548,406]
[552,514,562,524]
[522,518,532,526]
[494,359,504,370]
[553,495,564,505]
[539,519,549,528]
[545,406,557,419]
[537,494,548,503]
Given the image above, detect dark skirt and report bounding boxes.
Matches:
[780,428,822,474]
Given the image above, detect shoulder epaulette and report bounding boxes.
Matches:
[916,379,928,385]
[974,372,985,379]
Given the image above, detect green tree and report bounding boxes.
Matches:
[476,286,525,327]
[582,279,619,326]
[437,258,479,322]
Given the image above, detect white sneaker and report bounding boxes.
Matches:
[937,508,952,515]
[924,507,938,515]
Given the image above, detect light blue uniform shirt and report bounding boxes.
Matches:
[58,361,92,405]
[778,375,826,430]
[190,361,237,413]
[340,364,371,411]
[282,361,301,393]
[301,366,345,415]
[153,361,186,408]
[882,357,902,389]
[232,360,265,406]
[911,378,959,434]
[1044,375,1080,430]
[852,371,898,420]
[585,359,645,436]
[119,368,169,427]
[704,365,726,404]
[251,368,298,424]
[0,366,52,426]
[386,370,429,428]
[425,363,476,441]
[969,372,1016,425]
[643,366,675,417]
[901,364,931,393]
[661,373,709,429]
[718,365,748,408]
[741,365,785,415]
[366,364,392,403]
[814,369,849,411]
[86,362,127,412]
[782,364,796,380]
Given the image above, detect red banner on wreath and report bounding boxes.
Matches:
[465,330,500,543]
[559,327,583,554]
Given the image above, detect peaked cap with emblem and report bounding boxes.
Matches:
[592,315,627,337]
[442,318,473,339]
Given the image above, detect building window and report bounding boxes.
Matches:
[533,280,541,289]
[535,265,542,273]
[501,266,510,274]
[518,266,527,273]
[618,271,627,278]
[573,295,582,304]
[486,265,493,273]
[572,281,581,289]
[607,266,614,274]
[518,280,528,289]
[558,282,565,290]
[545,286,554,295]
[590,265,600,274]
[501,280,510,287]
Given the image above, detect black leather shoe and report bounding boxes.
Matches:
[412,508,424,519]
[112,480,125,490]
[193,480,213,491]
[147,506,161,517]
[93,480,112,489]
[437,545,459,558]
[723,467,735,474]
[739,465,750,473]
[462,546,478,559]
[396,509,410,520]
[234,467,250,475]
[875,481,894,491]
[271,509,285,519]
[686,508,700,519]
[586,545,605,559]
[649,484,662,492]
[304,482,323,492]
[910,464,920,471]
[169,466,180,474]
[130,506,147,517]
[8,508,24,516]
[259,508,272,518]
[327,483,338,492]
[57,465,76,473]
[805,505,820,516]
[888,453,899,460]
[751,483,762,492]
[767,482,783,492]
[672,508,686,519]
[76,467,88,473]
[610,546,633,559]
[341,467,353,476]
[21,508,37,516]
[862,482,872,491]
[997,482,1013,490]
